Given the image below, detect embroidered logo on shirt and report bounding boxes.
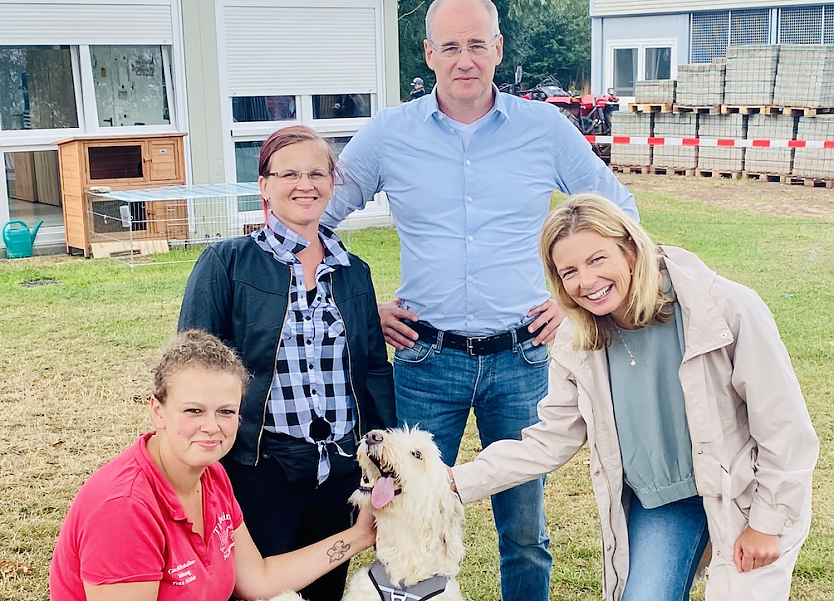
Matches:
[213,512,236,560]
[168,559,197,586]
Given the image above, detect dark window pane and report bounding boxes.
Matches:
[614,49,637,96]
[0,46,78,130]
[323,136,352,159]
[313,94,371,119]
[645,47,672,80]
[235,141,263,184]
[232,96,296,122]
[88,146,144,180]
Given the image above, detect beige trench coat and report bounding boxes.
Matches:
[453,246,818,601]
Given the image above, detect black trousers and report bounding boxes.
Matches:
[223,457,361,601]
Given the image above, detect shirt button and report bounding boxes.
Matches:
[308,363,314,370]
[449,128,455,133]
[468,314,474,321]
[697,449,704,455]
[594,470,601,476]
[466,196,472,203]
[468,236,474,242]
[311,389,317,395]
[305,316,311,321]
[606,545,612,552]
[467,276,474,283]
[306,339,312,345]
[465,160,471,165]
[720,332,728,338]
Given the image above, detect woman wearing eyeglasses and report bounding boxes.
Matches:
[178,126,396,601]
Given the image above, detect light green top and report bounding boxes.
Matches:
[606,294,698,509]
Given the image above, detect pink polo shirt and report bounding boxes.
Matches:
[50,433,243,601]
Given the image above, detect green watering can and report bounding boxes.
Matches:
[3,219,43,259]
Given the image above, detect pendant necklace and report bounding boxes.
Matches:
[613,323,636,366]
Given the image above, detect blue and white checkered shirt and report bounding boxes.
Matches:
[252,214,354,485]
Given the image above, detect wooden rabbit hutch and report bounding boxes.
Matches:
[55,133,187,256]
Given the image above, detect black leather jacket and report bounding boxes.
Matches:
[178,236,396,465]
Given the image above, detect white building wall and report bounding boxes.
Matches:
[593,0,813,17]
[591,13,690,96]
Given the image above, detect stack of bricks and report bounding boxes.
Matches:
[634,80,676,104]
[793,116,834,178]
[774,44,834,108]
[676,60,726,106]
[724,45,779,106]
[610,111,651,167]
[653,113,698,169]
[698,114,745,172]
[745,114,795,174]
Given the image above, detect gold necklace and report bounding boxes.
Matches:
[613,324,636,367]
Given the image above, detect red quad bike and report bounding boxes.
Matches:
[502,73,619,163]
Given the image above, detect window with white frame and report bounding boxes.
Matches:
[607,40,676,98]
[691,9,772,63]
[90,45,171,128]
[233,96,297,123]
[0,46,79,131]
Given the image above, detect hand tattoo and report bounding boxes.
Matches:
[327,540,351,563]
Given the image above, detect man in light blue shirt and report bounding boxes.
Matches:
[321,1,637,599]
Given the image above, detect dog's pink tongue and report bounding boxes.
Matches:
[371,476,396,509]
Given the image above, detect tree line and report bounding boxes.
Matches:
[397,0,592,101]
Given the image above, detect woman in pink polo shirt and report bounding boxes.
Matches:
[50,330,375,601]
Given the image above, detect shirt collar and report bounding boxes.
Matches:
[423,83,509,123]
[253,213,350,268]
[137,432,189,522]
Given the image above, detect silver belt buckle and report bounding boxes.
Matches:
[466,335,487,356]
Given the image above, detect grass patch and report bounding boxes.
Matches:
[1,192,832,600]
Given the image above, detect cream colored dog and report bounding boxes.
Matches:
[268,426,466,601]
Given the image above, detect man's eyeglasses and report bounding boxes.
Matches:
[428,35,499,59]
[267,170,332,184]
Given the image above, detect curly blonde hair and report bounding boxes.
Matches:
[539,193,671,351]
[152,330,250,404]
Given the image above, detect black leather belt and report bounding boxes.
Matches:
[409,321,543,357]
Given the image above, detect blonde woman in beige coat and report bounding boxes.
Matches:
[449,194,818,601]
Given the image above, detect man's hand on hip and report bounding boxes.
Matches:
[527,298,564,346]
[378,299,419,350]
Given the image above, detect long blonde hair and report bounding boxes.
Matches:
[540,193,670,351]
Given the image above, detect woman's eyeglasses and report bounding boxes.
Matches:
[267,170,332,184]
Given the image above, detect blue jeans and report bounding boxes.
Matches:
[622,494,710,601]
[394,331,551,601]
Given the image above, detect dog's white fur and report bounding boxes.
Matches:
[266,427,465,601]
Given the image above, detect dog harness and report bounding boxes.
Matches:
[368,560,449,601]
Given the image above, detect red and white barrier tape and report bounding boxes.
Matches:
[584,135,834,148]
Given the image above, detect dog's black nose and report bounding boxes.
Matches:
[365,431,384,445]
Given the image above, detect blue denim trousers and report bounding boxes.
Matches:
[394,331,552,601]
[622,494,710,601]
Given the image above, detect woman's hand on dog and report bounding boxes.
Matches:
[352,506,377,550]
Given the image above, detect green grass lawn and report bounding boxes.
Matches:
[0,189,832,600]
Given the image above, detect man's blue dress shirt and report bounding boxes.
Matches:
[322,88,638,333]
